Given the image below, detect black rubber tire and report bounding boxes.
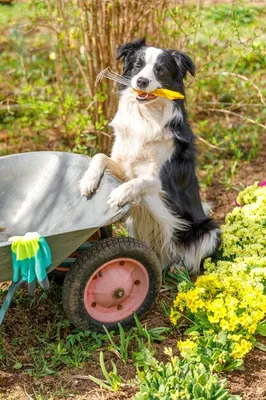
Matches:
[62,237,162,332]
[48,268,70,286]
[48,227,112,285]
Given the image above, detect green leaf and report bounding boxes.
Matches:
[193,383,203,399]
[195,312,213,329]
[109,371,122,391]
[216,392,231,400]
[200,355,213,366]
[88,375,115,392]
[255,341,266,352]
[103,326,119,352]
[223,359,243,371]
[13,362,22,370]
[217,331,227,345]
[212,349,222,361]
[99,351,113,385]
[197,373,208,386]
[184,325,200,335]
[148,326,171,341]
[111,360,118,375]
[256,322,266,336]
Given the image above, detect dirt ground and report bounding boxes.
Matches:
[201,130,266,224]
[1,138,266,399]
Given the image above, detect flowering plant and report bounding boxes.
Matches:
[171,182,266,368]
[134,348,241,400]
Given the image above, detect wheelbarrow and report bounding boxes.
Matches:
[0,151,161,331]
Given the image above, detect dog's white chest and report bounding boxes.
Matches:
[111,131,174,180]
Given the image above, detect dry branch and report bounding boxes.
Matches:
[41,0,172,151]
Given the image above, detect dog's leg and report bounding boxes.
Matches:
[105,158,126,182]
[107,176,161,208]
[80,154,124,196]
[177,228,220,275]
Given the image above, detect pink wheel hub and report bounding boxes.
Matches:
[83,258,149,323]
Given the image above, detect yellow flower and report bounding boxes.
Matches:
[169,309,178,326]
[231,339,253,359]
[171,183,266,365]
[49,52,56,60]
[177,339,198,359]
[248,324,257,334]
[228,334,241,342]
[195,275,219,288]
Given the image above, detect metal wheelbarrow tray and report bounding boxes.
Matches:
[0,152,161,331]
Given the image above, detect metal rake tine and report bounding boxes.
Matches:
[106,70,131,81]
[105,72,131,86]
[105,74,128,84]
[95,67,110,85]
[95,67,131,87]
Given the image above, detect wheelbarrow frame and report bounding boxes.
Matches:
[0,151,162,330]
[0,151,130,282]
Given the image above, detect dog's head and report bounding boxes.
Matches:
[117,38,195,103]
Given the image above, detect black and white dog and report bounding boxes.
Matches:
[80,38,220,274]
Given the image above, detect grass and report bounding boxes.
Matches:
[0,277,173,379]
[0,274,177,399]
[0,265,185,392]
[0,282,109,377]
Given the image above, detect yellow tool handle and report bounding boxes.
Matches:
[152,88,185,100]
[133,88,184,100]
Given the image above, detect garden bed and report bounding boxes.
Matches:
[1,140,266,399]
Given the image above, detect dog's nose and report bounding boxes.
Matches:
[137,77,149,89]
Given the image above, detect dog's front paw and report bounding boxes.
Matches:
[107,183,134,208]
[80,171,101,196]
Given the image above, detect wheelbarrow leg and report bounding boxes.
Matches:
[0,279,24,325]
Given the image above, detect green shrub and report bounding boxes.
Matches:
[134,348,241,400]
[207,4,259,24]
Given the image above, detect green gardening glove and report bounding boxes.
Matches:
[9,232,52,295]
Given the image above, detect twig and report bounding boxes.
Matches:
[89,130,112,139]
[197,136,225,151]
[159,288,170,293]
[197,102,265,108]
[206,108,266,130]
[74,56,92,97]
[210,71,266,106]
[97,131,112,139]
[24,387,33,400]
[72,375,91,380]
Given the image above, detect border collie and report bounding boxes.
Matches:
[80,38,220,274]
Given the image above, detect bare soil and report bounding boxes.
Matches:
[202,132,266,224]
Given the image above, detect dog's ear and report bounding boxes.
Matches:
[116,38,146,61]
[170,50,195,78]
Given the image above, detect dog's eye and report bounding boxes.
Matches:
[158,69,167,77]
[135,61,143,70]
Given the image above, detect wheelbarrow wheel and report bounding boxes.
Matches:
[62,237,161,332]
[48,226,112,285]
